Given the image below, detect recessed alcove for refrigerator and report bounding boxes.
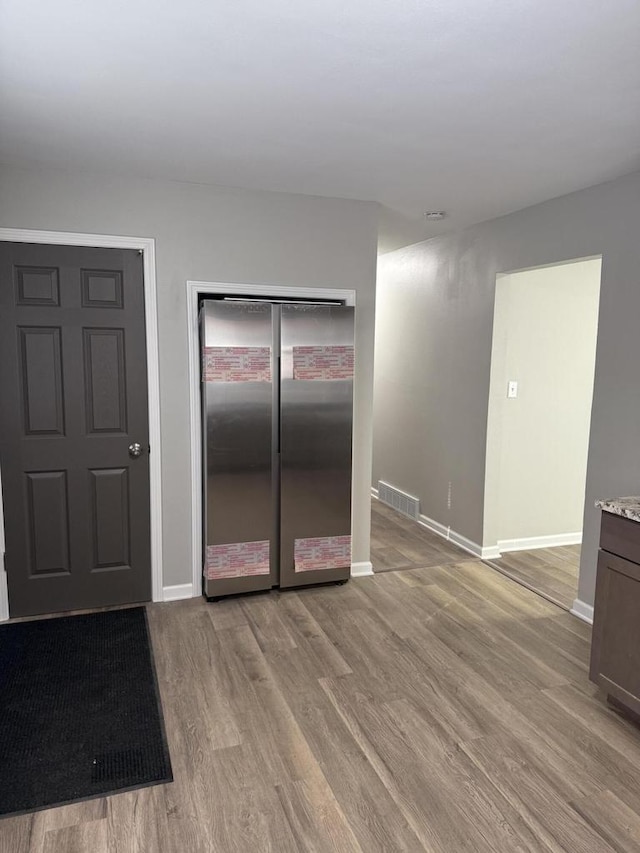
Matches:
[200,299,354,598]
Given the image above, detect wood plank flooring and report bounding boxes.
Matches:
[487,545,580,611]
[372,496,579,611]
[371,499,473,571]
[3,521,640,851]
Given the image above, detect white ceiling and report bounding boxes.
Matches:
[1,0,639,252]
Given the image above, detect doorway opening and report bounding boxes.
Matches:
[483,256,602,610]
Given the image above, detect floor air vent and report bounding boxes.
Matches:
[377,481,420,520]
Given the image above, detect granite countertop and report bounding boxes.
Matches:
[595,496,640,522]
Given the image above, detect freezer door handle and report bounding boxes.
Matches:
[277,355,282,454]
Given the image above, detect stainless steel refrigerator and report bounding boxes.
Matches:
[200,299,354,598]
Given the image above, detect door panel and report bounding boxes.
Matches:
[0,242,150,616]
[25,471,71,576]
[15,266,60,305]
[90,468,130,569]
[19,327,65,434]
[279,304,354,588]
[82,328,127,433]
[201,300,275,598]
[81,269,123,308]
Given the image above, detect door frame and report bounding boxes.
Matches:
[0,228,163,620]
[186,280,356,597]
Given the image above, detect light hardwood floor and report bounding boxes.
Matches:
[4,525,640,851]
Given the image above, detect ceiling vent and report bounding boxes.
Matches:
[377,480,420,520]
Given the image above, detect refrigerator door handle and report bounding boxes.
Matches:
[277,355,282,454]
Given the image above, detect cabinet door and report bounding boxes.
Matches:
[590,549,640,714]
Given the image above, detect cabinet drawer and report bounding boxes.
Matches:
[600,511,640,565]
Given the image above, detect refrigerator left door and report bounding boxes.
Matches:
[201,300,276,597]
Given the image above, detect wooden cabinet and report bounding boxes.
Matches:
[590,511,640,716]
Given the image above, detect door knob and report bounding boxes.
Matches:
[128,442,143,458]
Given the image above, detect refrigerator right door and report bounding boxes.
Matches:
[279,304,354,588]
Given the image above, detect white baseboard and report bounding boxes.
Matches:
[416,513,493,560]
[570,598,594,625]
[351,561,374,577]
[497,532,582,554]
[372,486,490,560]
[480,544,502,560]
[163,582,196,602]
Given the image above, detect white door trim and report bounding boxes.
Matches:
[186,280,356,597]
[0,228,163,620]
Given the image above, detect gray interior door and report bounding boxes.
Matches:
[0,242,151,617]
[279,304,354,588]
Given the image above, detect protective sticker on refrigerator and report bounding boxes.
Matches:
[294,535,351,573]
[292,345,354,380]
[203,347,271,382]
[205,540,270,580]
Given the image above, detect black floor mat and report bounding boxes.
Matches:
[0,606,172,818]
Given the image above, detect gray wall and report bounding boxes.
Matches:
[375,169,640,607]
[0,165,378,588]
